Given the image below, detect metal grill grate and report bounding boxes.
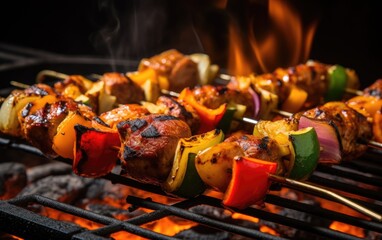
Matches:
[1,138,382,239]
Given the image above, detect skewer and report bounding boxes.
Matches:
[0,133,380,222]
[269,174,382,222]
[219,73,363,96]
[12,70,382,151]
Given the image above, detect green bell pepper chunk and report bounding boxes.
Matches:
[217,104,246,133]
[287,127,320,180]
[325,65,348,102]
[163,129,225,198]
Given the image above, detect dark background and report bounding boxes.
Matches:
[0,0,381,88]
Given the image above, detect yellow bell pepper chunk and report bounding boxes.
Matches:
[52,112,93,159]
[281,86,308,113]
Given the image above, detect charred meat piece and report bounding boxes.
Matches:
[302,102,372,161]
[138,49,200,92]
[101,72,145,104]
[289,61,329,108]
[363,79,382,98]
[156,96,201,134]
[0,84,56,137]
[225,133,284,175]
[191,85,254,116]
[54,75,92,94]
[98,104,150,129]
[118,114,191,185]
[19,96,95,157]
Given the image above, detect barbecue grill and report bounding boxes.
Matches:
[1,43,382,240]
[2,2,382,239]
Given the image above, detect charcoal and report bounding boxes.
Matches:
[17,174,94,204]
[175,225,231,240]
[176,205,259,240]
[260,199,331,240]
[365,230,382,240]
[0,162,27,200]
[86,203,145,219]
[27,162,72,183]
[189,205,231,221]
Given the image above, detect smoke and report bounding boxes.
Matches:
[89,0,210,66]
[90,1,173,62]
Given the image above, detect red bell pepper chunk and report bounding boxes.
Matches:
[223,157,277,209]
[73,124,121,177]
[178,88,227,134]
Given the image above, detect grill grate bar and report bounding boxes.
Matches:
[89,196,202,237]
[315,164,382,187]
[191,195,365,240]
[126,195,287,240]
[0,201,85,240]
[309,174,382,201]
[265,194,382,233]
[197,195,366,240]
[6,195,177,240]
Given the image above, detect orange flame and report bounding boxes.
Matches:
[227,0,318,75]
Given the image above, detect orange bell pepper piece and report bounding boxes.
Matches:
[178,88,226,134]
[281,86,308,113]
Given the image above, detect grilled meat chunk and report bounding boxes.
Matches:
[118,114,191,185]
[19,95,95,157]
[98,104,150,129]
[363,79,382,98]
[156,96,201,134]
[225,133,284,175]
[138,49,199,92]
[190,85,255,131]
[101,72,145,104]
[0,84,56,137]
[191,85,251,111]
[54,75,93,95]
[302,102,372,161]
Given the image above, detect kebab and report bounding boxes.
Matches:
[34,47,362,117]
[72,109,380,221]
[1,75,380,155]
[0,83,380,221]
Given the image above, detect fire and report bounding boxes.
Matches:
[226,0,318,75]
[38,184,197,239]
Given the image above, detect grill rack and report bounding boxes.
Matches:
[1,137,382,239]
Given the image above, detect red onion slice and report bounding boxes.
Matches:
[298,116,342,165]
[248,87,261,118]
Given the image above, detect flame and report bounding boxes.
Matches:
[38,185,196,240]
[227,0,318,75]
[28,185,367,239]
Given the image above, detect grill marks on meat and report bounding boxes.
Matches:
[302,102,372,161]
[225,133,284,175]
[19,96,95,158]
[118,114,191,185]
[98,104,150,129]
[156,96,201,134]
[138,49,199,92]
